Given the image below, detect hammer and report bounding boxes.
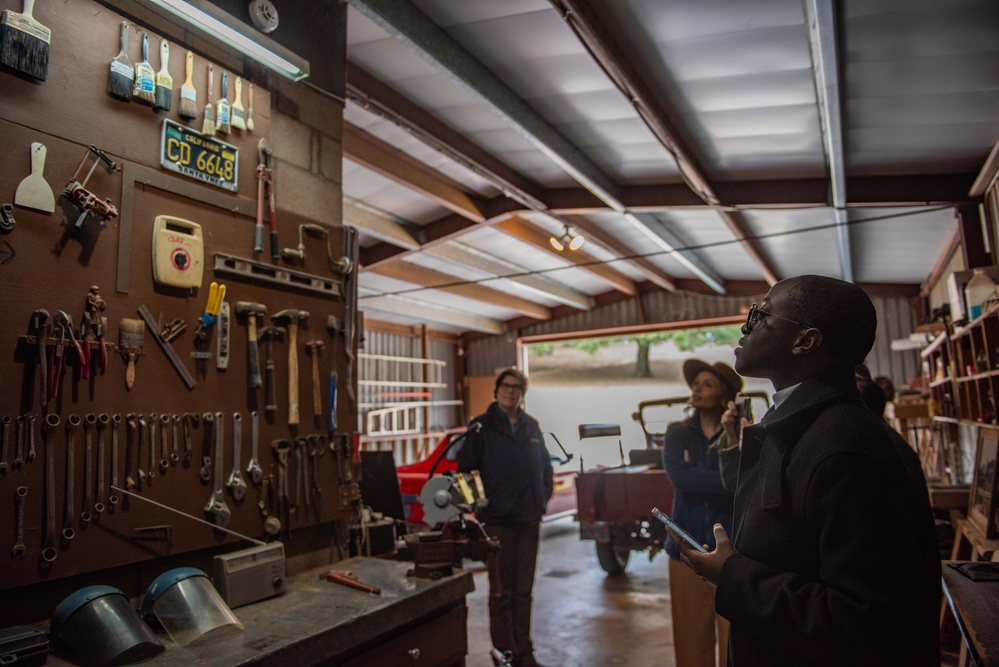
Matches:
[259,326,284,412]
[306,340,324,418]
[272,309,309,424]
[235,302,267,389]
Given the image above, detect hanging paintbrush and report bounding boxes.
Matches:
[246,82,255,132]
[178,50,197,121]
[231,76,246,130]
[202,63,215,136]
[0,0,50,81]
[106,21,134,102]
[153,38,172,112]
[215,70,231,134]
[132,32,155,105]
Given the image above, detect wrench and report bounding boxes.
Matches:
[109,414,121,506]
[159,414,170,473]
[294,439,305,510]
[147,413,157,481]
[27,415,36,463]
[204,412,231,527]
[0,414,9,474]
[81,414,96,525]
[226,412,247,501]
[272,440,292,536]
[31,309,49,407]
[12,486,27,558]
[41,414,59,562]
[171,414,180,465]
[246,410,262,485]
[296,437,310,509]
[183,412,198,464]
[137,414,148,485]
[14,415,24,469]
[63,414,80,542]
[309,434,325,506]
[199,412,214,481]
[95,413,109,514]
[125,414,138,491]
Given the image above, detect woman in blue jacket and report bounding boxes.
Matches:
[663,359,741,667]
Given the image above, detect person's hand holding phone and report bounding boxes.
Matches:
[674,523,739,586]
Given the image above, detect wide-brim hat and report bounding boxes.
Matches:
[683,359,743,399]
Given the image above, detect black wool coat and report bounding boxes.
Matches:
[716,377,941,667]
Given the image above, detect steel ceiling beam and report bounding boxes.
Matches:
[804,0,853,282]
[343,199,421,249]
[358,287,503,334]
[550,0,779,287]
[372,262,553,320]
[561,215,676,292]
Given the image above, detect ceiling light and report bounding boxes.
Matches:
[548,226,584,252]
[141,0,309,81]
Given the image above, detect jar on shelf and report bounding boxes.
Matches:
[964,268,997,320]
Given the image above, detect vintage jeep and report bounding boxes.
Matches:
[575,392,769,575]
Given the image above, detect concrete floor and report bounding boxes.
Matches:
[464,519,676,667]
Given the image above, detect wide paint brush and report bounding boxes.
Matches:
[231,76,246,131]
[132,32,155,105]
[178,50,197,120]
[215,70,231,134]
[0,0,50,81]
[202,63,215,136]
[153,38,172,112]
[106,21,133,101]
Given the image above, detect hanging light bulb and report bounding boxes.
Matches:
[548,225,584,252]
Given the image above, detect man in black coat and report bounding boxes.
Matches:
[668,275,941,666]
[458,368,553,667]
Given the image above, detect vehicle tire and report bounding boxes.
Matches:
[595,541,630,575]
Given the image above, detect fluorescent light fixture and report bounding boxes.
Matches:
[143,0,309,81]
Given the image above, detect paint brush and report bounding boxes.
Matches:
[133,32,155,105]
[246,82,255,132]
[106,21,134,101]
[215,70,231,134]
[153,38,172,112]
[0,0,50,81]
[178,50,197,120]
[202,63,215,136]
[231,76,246,130]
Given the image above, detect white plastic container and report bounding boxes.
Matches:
[964,268,997,320]
[140,568,243,646]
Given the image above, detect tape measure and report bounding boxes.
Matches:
[152,215,204,288]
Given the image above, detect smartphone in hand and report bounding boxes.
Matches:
[651,507,708,553]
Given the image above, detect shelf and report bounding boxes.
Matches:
[955,369,999,383]
[933,416,961,424]
[931,377,954,388]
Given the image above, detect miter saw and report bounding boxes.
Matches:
[399,471,499,579]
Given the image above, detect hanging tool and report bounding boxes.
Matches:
[159,414,170,474]
[246,410,262,485]
[281,223,327,261]
[86,286,108,376]
[308,434,325,510]
[81,414,96,525]
[255,139,278,261]
[95,413,109,514]
[41,414,59,563]
[61,146,120,228]
[341,226,359,408]
[31,308,49,407]
[204,412,231,528]
[216,301,230,370]
[171,414,180,466]
[52,310,84,396]
[12,486,27,559]
[194,281,225,378]
[306,339,324,419]
[326,315,340,433]
[62,414,80,542]
[138,304,196,390]
[271,439,292,536]
[14,142,55,214]
[272,309,309,425]
[199,412,214,482]
[119,317,144,390]
[125,414,138,491]
[227,412,247,501]
[0,416,9,474]
[109,414,121,507]
[234,301,267,389]
[260,326,284,412]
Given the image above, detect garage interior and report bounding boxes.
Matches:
[1,0,999,665]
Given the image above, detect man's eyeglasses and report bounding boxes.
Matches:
[745,303,811,332]
[499,382,524,392]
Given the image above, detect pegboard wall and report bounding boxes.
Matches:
[0,0,358,600]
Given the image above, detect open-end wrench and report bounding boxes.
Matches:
[159,414,170,474]
[246,410,262,485]
[170,414,180,466]
[95,414,109,514]
[226,412,247,501]
[125,414,138,491]
[0,415,9,474]
[31,309,49,407]
[12,486,27,558]
[272,440,292,536]
[183,412,198,464]
[62,414,80,542]
[147,413,158,481]
[136,414,148,485]
[109,414,121,506]
[14,415,24,469]
[204,412,231,527]
[41,414,59,562]
[81,414,96,525]
[199,413,214,481]
[27,415,36,463]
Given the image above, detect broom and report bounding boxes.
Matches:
[202,63,215,136]
[153,38,172,112]
[0,0,50,82]
[106,21,133,101]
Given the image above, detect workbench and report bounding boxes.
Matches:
[46,557,474,667]
[942,561,999,667]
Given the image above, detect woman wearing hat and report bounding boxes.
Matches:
[663,358,741,667]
